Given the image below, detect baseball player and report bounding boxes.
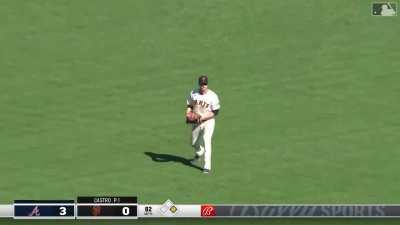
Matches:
[185,75,220,174]
[381,3,396,16]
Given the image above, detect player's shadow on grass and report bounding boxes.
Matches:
[144,152,203,171]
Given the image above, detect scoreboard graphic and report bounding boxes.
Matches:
[2,197,400,219]
[14,200,75,219]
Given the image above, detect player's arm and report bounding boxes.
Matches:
[199,110,219,122]
[186,105,200,124]
[186,105,193,115]
[186,91,193,116]
[200,94,220,122]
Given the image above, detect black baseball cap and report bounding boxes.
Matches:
[198,75,208,85]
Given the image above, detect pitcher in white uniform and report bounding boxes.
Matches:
[186,75,220,174]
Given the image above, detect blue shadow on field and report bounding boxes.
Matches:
[144,152,203,171]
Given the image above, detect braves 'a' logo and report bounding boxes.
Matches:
[28,206,40,216]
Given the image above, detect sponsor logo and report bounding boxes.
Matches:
[201,205,216,217]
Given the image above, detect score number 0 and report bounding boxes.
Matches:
[122,207,130,216]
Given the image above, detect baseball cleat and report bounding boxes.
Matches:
[202,169,210,174]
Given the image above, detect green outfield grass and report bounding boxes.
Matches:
[1,0,399,224]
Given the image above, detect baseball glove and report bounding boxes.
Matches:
[186,112,201,124]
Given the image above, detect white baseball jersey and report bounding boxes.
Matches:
[186,89,220,116]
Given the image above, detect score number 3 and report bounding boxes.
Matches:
[59,206,67,216]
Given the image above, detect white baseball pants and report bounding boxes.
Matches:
[191,118,215,170]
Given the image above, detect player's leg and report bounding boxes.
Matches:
[191,124,201,147]
[191,125,204,160]
[197,127,205,157]
[203,119,215,172]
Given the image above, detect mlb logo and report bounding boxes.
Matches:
[201,205,216,217]
[372,2,397,16]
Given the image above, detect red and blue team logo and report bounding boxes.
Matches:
[28,206,40,216]
[201,204,216,217]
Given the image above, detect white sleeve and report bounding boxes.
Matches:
[186,91,193,106]
[211,94,220,111]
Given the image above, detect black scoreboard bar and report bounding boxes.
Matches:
[14,200,75,219]
[76,196,137,219]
